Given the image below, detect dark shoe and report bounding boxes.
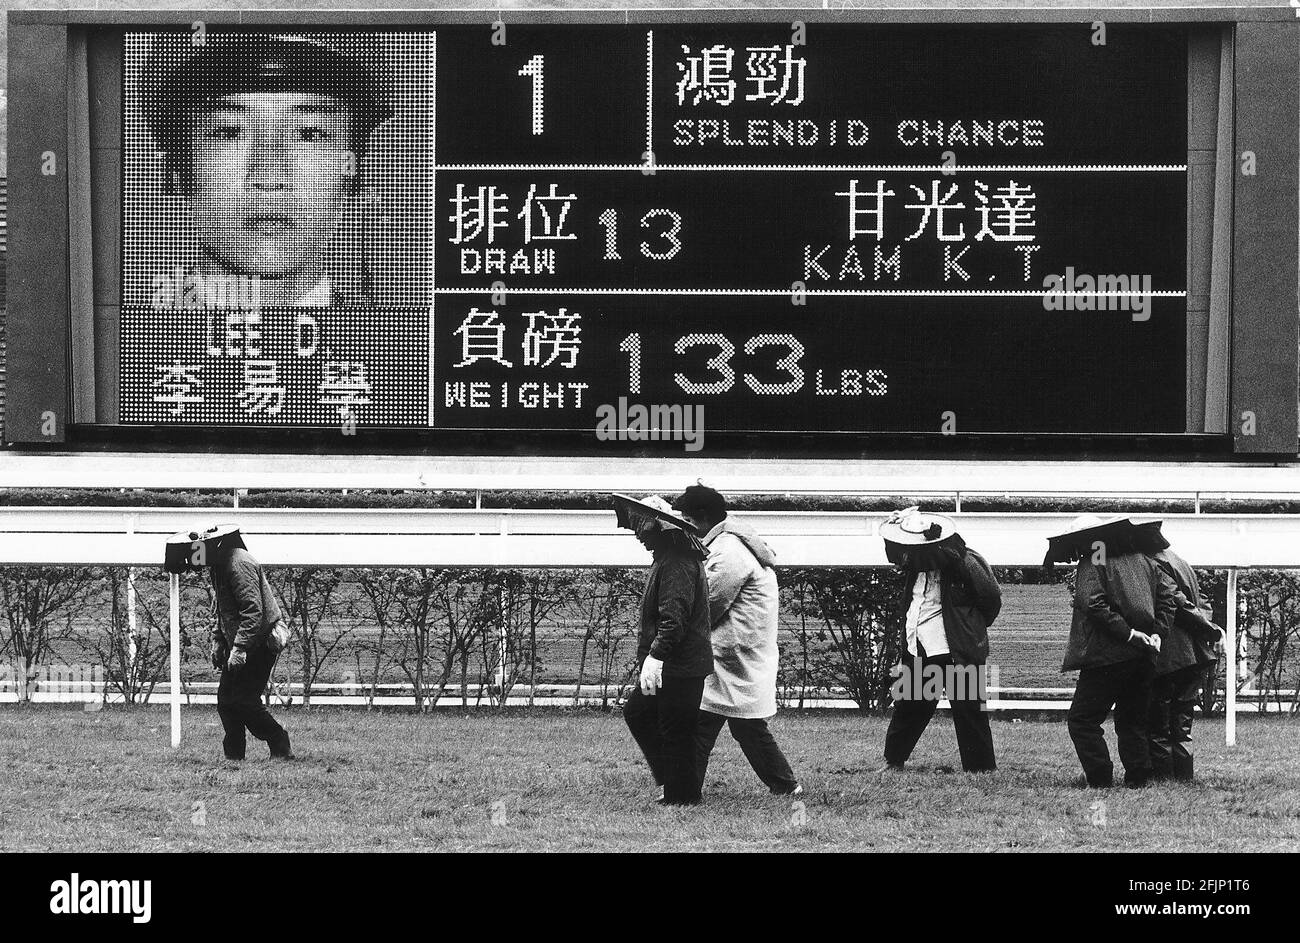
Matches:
[771,782,803,796]
[224,753,244,762]
[269,733,294,760]
[1172,754,1194,781]
[1124,773,1151,789]
[660,785,701,806]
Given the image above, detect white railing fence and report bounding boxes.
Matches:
[0,501,1292,747]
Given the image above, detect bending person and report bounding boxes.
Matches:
[879,508,1001,774]
[1051,516,1176,788]
[1135,521,1223,782]
[173,524,294,761]
[615,495,714,806]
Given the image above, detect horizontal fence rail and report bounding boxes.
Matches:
[4,453,1300,496]
[4,682,1292,713]
[0,506,1299,567]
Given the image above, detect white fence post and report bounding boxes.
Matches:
[126,566,138,666]
[496,588,507,704]
[170,573,181,748]
[1225,566,1237,747]
[124,514,138,666]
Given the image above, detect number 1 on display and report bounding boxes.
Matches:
[619,333,642,394]
[519,54,544,135]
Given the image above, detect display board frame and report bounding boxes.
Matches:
[4,7,1295,457]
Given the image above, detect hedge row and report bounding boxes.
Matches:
[2,487,1295,513]
[2,564,1297,714]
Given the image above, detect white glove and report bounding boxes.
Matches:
[639,656,664,696]
[1130,630,1161,653]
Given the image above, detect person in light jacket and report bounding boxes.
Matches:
[1135,522,1223,782]
[615,494,714,806]
[671,485,800,797]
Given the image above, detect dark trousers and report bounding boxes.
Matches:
[1149,663,1210,781]
[883,649,996,772]
[624,675,707,805]
[1068,658,1154,787]
[216,643,288,760]
[695,711,799,794]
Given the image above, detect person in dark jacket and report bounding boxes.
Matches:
[1135,522,1223,781]
[614,494,714,806]
[1054,516,1178,788]
[879,508,1001,773]
[204,527,294,761]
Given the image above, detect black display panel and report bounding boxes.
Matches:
[116,24,1188,437]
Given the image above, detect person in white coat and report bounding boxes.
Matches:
[672,485,801,796]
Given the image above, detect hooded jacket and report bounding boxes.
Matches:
[896,545,1001,666]
[1150,549,1221,676]
[699,518,781,719]
[1062,552,1179,672]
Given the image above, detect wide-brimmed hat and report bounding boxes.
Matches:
[1043,515,1137,565]
[612,493,694,533]
[879,507,963,567]
[164,524,246,573]
[878,507,957,546]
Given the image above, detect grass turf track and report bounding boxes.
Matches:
[1,706,1296,853]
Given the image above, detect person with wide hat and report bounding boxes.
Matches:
[613,494,714,806]
[878,507,1001,774]
[164,522,247,574]
[671,483,801,797]
[166,524,293,761]
[1050,515,1178,788]
[143,33,391,307]
[1133,521,1224,781]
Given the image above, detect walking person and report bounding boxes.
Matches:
[614,495,714,806]
[1134,521,1224,782]
[670,484,800,797]
[168,524,293,761]
[879,508,1001,773]
[1047,516,1177,788]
